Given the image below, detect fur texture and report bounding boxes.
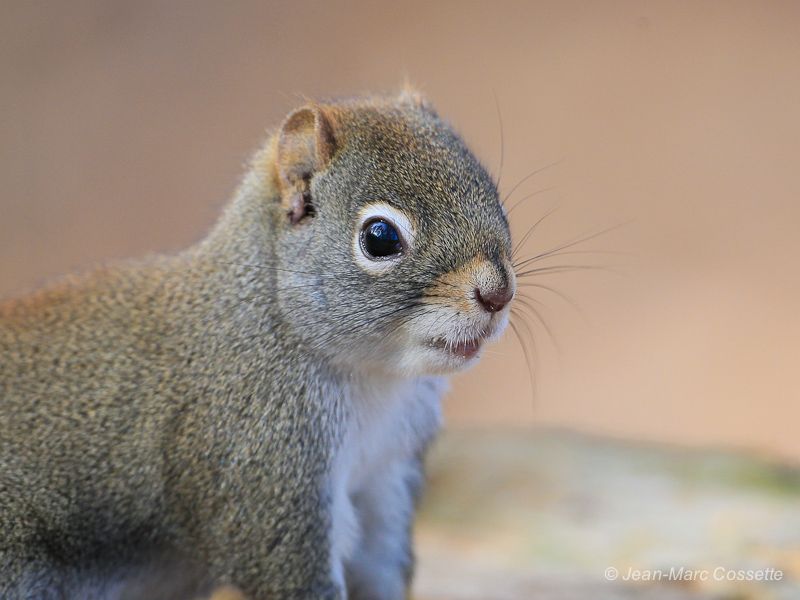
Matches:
[0,92,514,599]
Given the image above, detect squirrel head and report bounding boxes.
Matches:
[254,90,515,377]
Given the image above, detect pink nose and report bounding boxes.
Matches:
[474,286,513,313]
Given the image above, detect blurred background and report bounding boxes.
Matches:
[2,2,799,598]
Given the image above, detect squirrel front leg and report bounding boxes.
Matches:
[200,500,344,600]
[345,455,425,600]
[184,444,344,600]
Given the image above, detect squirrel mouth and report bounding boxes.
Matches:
[429,336,483,360]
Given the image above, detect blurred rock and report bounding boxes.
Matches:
[414,429,800,599]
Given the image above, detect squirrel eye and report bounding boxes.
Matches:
[360,218,403,259]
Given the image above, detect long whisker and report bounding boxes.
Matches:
[506,187,556,217]
[383,305,440,340]
[516,264,622,278]
[511,205,561,259]
[227,288,424,349]
[516,283,586,321]
[216,259,473,299]
[513,221,631,269]
[508,314,537,411]
[502,158,563,206]
[517,249,632,267]
[513,295,561,359]
[492,89,505,192]
[307,300,424,353]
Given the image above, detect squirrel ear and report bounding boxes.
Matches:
[276,105,337,224]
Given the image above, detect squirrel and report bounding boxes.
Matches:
[0,89,516,599]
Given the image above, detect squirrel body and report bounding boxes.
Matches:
[0,92,515,599]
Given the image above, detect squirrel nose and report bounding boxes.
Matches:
[474,285,514,313]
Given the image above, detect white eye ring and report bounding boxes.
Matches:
[353,202,416,274]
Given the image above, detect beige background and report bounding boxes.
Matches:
[1,1,798,459]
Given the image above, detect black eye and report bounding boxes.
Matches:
[361,218,403,259]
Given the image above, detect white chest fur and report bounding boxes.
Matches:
[328,375,445,591]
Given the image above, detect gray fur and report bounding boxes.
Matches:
[0,93,512,599]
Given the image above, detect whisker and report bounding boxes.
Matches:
[508,314,537,412]
[516,264,622,279]
[492,89,505,191]
[513,296,561,359]
[502,158,563,206]
[516,283,587,321]
[511,205,561,259]
[381,304,441,340]
[307,300,424,353]
[514,249,632,270]
[513,221,631,269]
[506,187,556,217]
